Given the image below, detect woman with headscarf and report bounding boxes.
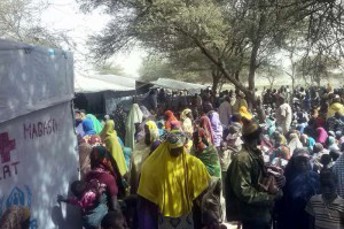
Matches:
[199,114,215,146]
[86,114,103,134]
[130,120,160,194]
[64,145,125,227]
[101,120,128,176]
[204,103,223,148]
[180,108,194,138]
[89,146,125,198]
[0,206,30,229]
[125,103,143,151]
[192,127,221,178]
[328,136,340,152]
[239,106,253,122]
[82,118,97,136]
[316,127,328,146]
[300,134,316,151]
[288,132,303,156]
[164,110,178,131]
[137,130,211,229]
[276,148,320,229]
[327,95,344,119]
[78,135,103,180]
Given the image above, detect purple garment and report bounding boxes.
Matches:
[76,122,85,137]
[208,111,223,147]
[138,196,158,229]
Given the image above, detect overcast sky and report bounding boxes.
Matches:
[40,0,144,77]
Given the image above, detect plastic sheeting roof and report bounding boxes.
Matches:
[75,71,136,93]
[152,78,208,92]
[0,39,74,123]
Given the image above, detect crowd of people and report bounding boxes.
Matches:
[2,85,344,229]
[69,85,344,229]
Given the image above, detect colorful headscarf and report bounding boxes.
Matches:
[82,118,96,136]
[239,106,253,121]
[90,145,126,197]
[192,128,221,178]
[200,115,215,145]
[138,136,211,217]
[101,120,128,176]
[145,120,159,143]
[166,130,187,149]
[164,110,178,131]
[316,127,328,145]
[86,114,103,134]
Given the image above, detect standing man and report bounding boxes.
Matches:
[275,96,292,135]
[226,120,283,229]
[218,96,232,128]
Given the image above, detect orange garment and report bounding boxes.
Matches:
[164,110,178,130]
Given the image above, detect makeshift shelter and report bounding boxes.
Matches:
[0,39,80,227]
[152,78,208,95]
[74,72,150,115]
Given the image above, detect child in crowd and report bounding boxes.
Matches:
[305,170,344,229]
[58,180,108,229]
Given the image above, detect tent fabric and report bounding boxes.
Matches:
[152,78,208,94]
[0,39,74,123]
[74,72,136,93]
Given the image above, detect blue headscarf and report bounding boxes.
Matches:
[82,118,96,136]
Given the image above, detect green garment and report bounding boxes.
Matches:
[225,145,274,222]
[86,114,103,134]
[101,120,128,176]
[194,145,221,178]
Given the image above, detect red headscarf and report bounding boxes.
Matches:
[200,115,215,145]
[164,110,178,130]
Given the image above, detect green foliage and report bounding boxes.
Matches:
[0,0,67,47]
[81,0,344,98]
[139,54,212,83]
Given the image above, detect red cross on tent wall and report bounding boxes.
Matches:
[0,132,16,164]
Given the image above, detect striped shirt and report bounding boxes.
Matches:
[333,154,344,198]
[305,195,344,229]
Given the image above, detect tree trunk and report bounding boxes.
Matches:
[211,69,221,94]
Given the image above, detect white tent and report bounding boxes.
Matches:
[74,71,136,93]
[152,78,208,94]
[0,39,80,228]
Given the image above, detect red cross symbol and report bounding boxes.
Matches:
[0,132,16,164]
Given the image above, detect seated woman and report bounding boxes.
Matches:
[137,130,211,229]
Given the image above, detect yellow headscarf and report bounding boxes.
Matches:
[239,106,253,120]
[138,132,210,217]
[101,120,127,176]
[145,120,159,142]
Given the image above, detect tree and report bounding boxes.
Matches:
[96,62,126,76]
[139,54,212,83]
[0,0,68,47]
[80,0,344,121]
[298,52,340,87]
[257,64,281,89]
